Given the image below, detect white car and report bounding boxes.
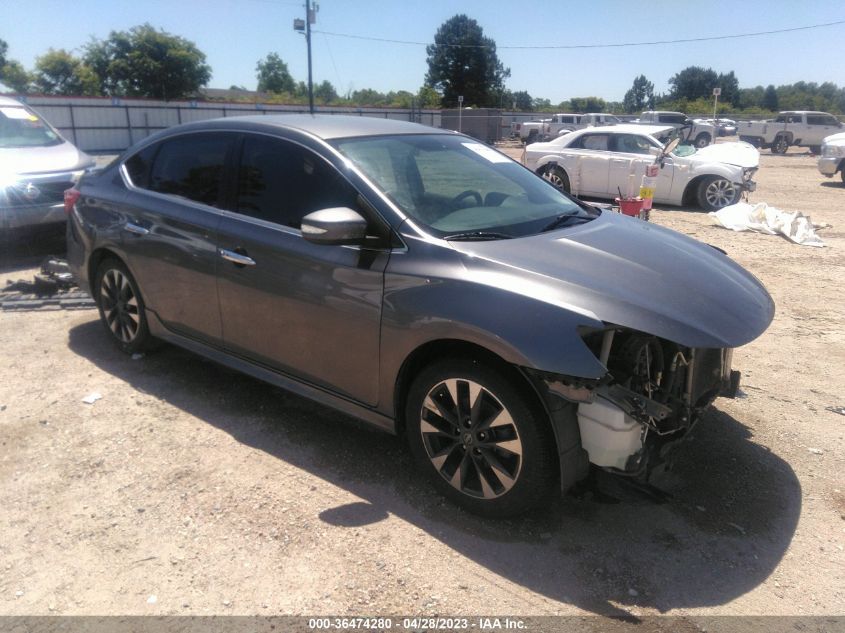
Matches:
[818,132,845,183]
[522,124,759,211]
[0,96,94,234]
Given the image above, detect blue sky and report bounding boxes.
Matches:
[2,0,844,102]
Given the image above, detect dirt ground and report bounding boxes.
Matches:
[0,146,843,621]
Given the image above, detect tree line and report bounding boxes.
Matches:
[2,19,844,115]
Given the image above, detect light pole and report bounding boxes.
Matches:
[458,95,463,132]
[294,1,318,114]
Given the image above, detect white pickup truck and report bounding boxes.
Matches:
[737,111,843,154]
[635,111,716,148]
[519,112,622,143]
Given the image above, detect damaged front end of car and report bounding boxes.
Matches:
[530,324,742,482]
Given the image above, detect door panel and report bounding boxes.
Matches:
[118,132,237,342]
[216,134,388,406]
[120,191,222,342]
[216,219,388,405]
[607,134,675,202]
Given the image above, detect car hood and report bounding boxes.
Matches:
[449,212,774,349]
[823,131,845,145]
[686,142,759,168]
[0,141,94,176]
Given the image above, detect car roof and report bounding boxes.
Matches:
[568,124,672,137]
[192,114,450,140]
[0,96,25,107]
[780,110,832,115]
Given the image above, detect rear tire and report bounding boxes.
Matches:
[94,258,153,355]
[405,358,558,517]
[772,135,789,154]
[541,165,571,193]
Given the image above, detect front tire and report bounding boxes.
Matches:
[694,133,711,148]
[94,258,153,355]
[405,359,558,517]
[697,176,740,211]
[541,165,571,193]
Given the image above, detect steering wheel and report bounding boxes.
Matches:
[451,190,483,208]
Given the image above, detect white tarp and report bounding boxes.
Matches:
[709,202,828,247]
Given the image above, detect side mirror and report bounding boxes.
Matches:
[301,207,368,245]
[648,146,662,157]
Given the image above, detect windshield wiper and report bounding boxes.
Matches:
[444,231,513,241]
[541,214,592,233]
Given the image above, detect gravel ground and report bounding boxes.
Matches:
[0,146,843,620]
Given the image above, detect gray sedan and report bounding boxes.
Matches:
[66,115,774,517]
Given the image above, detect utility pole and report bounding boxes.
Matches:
[294,1,318,114]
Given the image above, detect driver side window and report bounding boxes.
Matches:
[233,135,359,229]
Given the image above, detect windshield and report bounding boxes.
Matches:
[0,106,63,148]
[672,144,697,157]
[332,134,596,238]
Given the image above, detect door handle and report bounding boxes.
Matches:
[124,222,149,236]
[219,248,256,267]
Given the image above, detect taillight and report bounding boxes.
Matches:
[64,188,81,214]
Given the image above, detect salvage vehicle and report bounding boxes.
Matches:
[697,118,738,137]
[738,111,842,154]
[520,113,581,143]
[522,124,759,210]
[635,111,715,148]
[817,131,845,183]
[520,113,624,143]
[66,116,774,517]
[0,96,94,235]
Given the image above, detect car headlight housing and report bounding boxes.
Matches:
[822,144,844,157]
[742,167,757,182]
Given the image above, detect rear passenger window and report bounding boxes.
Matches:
[146,134,234,206]
[574,134,609,150]
[124,144,158,188]
[233,135,359,229]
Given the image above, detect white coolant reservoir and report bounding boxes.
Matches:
[577,398,645,470]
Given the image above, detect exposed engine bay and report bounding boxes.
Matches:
[545,326,741,476]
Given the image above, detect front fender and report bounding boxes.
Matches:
[377,265,607,416]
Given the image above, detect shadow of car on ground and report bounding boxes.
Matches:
[0,226,67,275]
[68,320,800,616]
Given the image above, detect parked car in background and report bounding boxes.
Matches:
[519,113,581,143]
[520,113,624,143]
[66,115,773,517]
[522,124,759,210]
[818,131,845,183]
[738,111,842,154]
[697,118,738,137]
[0,96,94,235]
[635,111,716,148]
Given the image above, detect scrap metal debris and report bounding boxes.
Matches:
[0,256,95,311]
[826,406,845,416]
[709,202,829,247]
[81,392,103,404]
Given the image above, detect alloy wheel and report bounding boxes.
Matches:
[705,179,737,209]
[419,378,523,499]
[99,268,140,343]
[543,168,567,191]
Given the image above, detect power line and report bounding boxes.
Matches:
[313,19,845,50]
